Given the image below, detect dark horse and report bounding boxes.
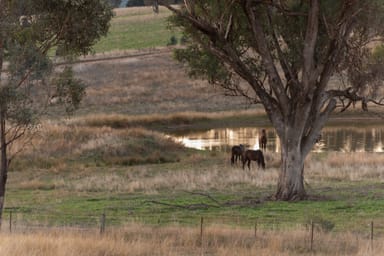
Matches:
[259,129,267,151]
[242,149,265,170]
[231,144,245,165]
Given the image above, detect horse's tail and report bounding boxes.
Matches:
[231,154,235,165]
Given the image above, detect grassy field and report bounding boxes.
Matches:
[2,6,384,256]
[92,7,179,52]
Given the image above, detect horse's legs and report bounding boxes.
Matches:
[231,154,235,165]
[247,160,251,170]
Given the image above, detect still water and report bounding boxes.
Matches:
[171,126,384,153]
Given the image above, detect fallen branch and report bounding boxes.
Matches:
[182,190,222,206]
[147,200,219,210]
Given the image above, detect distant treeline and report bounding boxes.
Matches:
[109,0,183,8]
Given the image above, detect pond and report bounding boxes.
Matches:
[170,126,384,153]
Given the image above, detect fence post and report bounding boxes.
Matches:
[200,217,204,246]
[310,220,314,252]
[371,221,374,250]
[100,213,106,235]
[9,210,12,233]
[254,220,257,239]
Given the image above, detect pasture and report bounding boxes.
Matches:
[92,7,180,52]
[2,6,384,256]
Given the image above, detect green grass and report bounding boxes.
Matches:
[5,181,384,234]
[93,7,180,52]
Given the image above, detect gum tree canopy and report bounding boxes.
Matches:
[0,0,113,225]
[162,1,384,200]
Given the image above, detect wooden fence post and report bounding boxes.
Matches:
[310,220,314,252]
[200,217,204,246]
[254,220,257,239]
[371,221,374,250]
[9,210,12,233]
[100,213,106,235]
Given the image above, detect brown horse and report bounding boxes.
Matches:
[231,144,245,165]
[259,129,267,151]
[242,149,265,170]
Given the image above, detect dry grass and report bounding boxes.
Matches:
[68,109,265,129]
[61,50,252,117]
[0,223,382,256]
[9,133,384,193]
[307,152,384,182]
[63,151,384,194]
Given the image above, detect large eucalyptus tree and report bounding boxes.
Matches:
[161,0,384,200]
[0,0,113,225]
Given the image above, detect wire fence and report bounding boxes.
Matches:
[2,208,384,254]
[2,207,382,240]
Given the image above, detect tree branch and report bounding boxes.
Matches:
[147,200,219,210]
[243,0,290,116]
[302,0,319,95]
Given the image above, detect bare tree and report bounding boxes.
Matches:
[160,0,384,200]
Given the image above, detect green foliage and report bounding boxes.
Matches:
[167,35,178,46]
[0,0,113,123]
[126,0,145,7]
[168,0,384,92]
[52,67,86,114]
[174,45,230,85]
[109,0,122,7]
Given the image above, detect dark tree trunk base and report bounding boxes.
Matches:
[274,187,307,201]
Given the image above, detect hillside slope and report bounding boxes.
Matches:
[67,49,253,117]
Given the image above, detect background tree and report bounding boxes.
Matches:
[161,0,384,200]
[0,0,113,225]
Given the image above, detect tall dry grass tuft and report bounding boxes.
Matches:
[307,152,384,182]
[0,223,382,256]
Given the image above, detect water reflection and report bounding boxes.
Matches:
[171,126,384,153]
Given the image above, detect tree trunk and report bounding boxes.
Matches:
[0,34,6,228]
[275,144,306,200]
[274,125,308,201]
[0,110,7,228]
